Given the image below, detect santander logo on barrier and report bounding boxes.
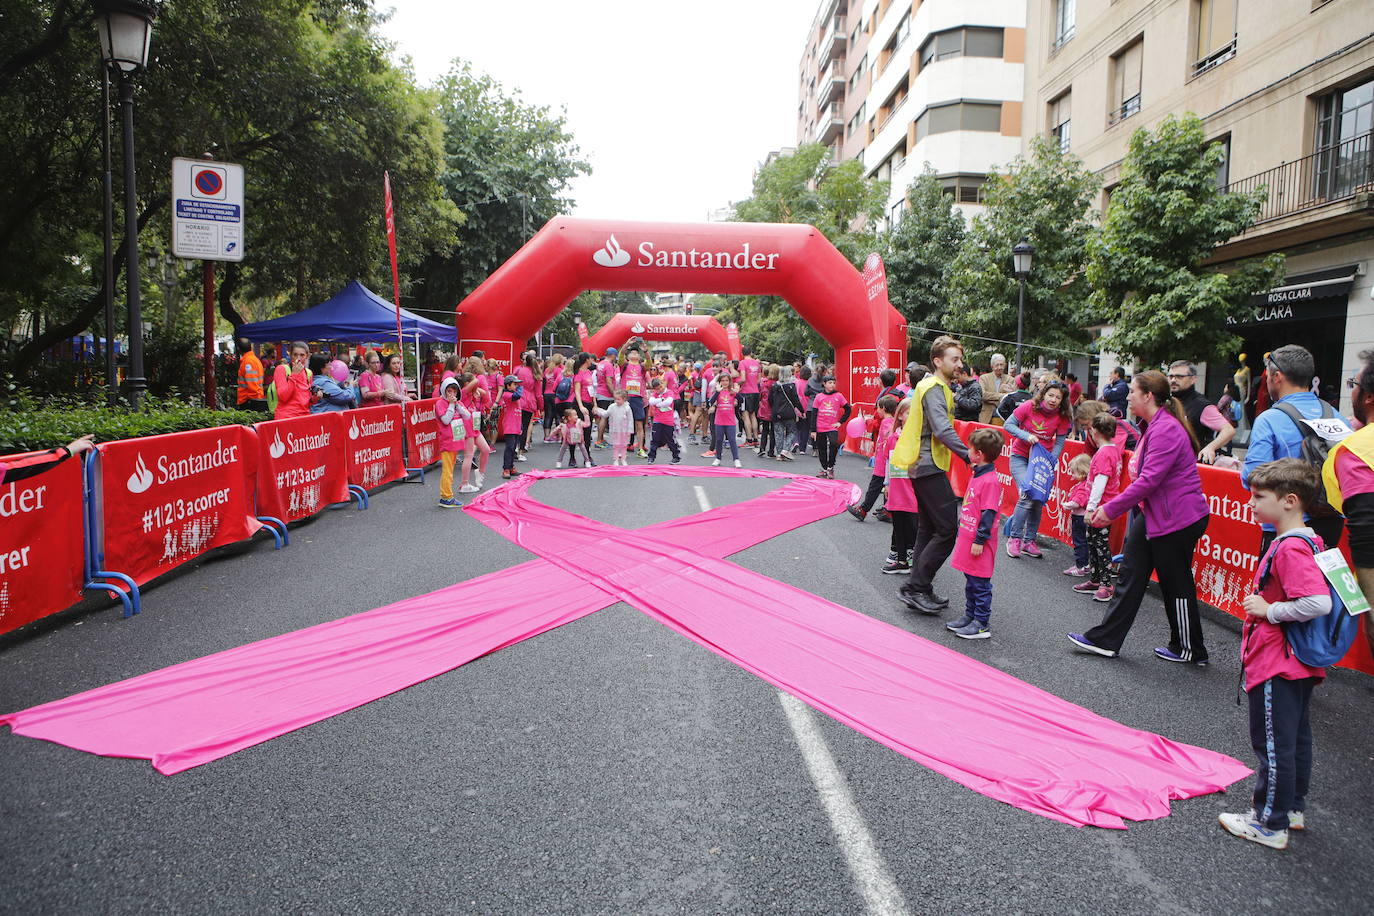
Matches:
[269,432,287,460]
[592,234,631,268]
[348,420,360,441]
[126,455,154,494]
[631,321,645,334]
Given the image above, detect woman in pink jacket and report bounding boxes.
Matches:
[1069,371,1210,665]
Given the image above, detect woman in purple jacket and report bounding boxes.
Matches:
[1068,370,1211,664]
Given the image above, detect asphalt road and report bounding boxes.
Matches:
[2,435,1371,915]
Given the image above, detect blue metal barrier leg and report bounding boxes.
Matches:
[255,515,289,548]
[85,571,141,618]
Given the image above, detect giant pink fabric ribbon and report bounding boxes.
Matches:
[3,466,1248,827]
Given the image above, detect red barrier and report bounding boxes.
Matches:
[98,426,263,586]
[0,454,85,635]
[949,421,1370,674]
[404,398,441,468]
[344,405,406,490]
[254,413,351,523]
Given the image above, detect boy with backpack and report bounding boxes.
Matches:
[1222,457,1352,849]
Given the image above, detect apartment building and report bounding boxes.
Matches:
[796,0,1027,223]
[1023,0,1374,409]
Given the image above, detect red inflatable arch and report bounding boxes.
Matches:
[579,313,742,361]
[455,217,906,405]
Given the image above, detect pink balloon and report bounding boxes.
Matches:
[845,416,867,439]
[328,359,350,383]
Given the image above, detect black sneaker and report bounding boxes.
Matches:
[881,557,911,575]
[847,505,867,521]
[944,614,974,632]
[899,589,943,615]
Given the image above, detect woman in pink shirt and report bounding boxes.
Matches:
[757,365,776,457]
[515,351,539,457]
[380,354,413,403]
[542,354,565,441]
[457,373,492,493]
[809,377,851,479]
[709,376,742,466]
[356,351,386,407]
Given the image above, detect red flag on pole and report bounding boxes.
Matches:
[861,252,891,372]
[383,172,404,387]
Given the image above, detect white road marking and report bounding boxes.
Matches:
[693,485,711,513]
[697,482,906,915]
[777,692,911,916]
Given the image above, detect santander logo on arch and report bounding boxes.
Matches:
[590,234,781,271]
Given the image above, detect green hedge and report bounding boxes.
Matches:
[0,378,261,454]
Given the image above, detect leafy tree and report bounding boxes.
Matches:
[730,143,888,361]
[1,0,460,374]
[412,61,591,313]
[880,167,964,335]
[944,135,1100,362]
[1088,114,1284,366]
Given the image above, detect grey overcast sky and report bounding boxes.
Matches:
[378,0,814,222]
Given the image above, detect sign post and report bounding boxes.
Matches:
[172,157,245,409]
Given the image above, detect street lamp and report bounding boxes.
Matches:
[95,0,158,407]
[1012,237,1035,374]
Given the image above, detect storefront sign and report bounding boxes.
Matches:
[345,405,406,490]
[0,454,85,635]
[99,426,262,586]
[255,413,350,522]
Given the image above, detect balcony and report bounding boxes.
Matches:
[818,60,845,106]
[814,102,844,145]
[1211,131,1374,261]
[820,16,847,61]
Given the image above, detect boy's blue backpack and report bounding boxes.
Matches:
[1258,532,1359,667]
[554,376,573,401]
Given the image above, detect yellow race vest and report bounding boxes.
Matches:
[892,375,955,472]
[1322,422,1374,513]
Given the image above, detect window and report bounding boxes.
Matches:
[1194,0,1238,75]
[919,27,1005,69]
[1109,40,1143,126]
[1048,90,1072,151]
[914,101,1004,142]
[1210,135,1230,189]
[1053,0,1076,50]
[939,174,989,203]
[894,12,911,50]
[888,198,906,226]
[846,103,867,139]
[1315,77,1374,198]
[849,55,867,92]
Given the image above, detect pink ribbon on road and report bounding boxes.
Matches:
[2,466,1248,827]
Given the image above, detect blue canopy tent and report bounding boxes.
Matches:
[237,281,454,344]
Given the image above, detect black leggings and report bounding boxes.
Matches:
[543,395,557,431]
[1086,513,1209,660]
[520,410,533,447]
[759,419,774,456]
[815,430,839,469]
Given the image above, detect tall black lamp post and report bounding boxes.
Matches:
[1012,237,1035,374]
[95,0,158,407]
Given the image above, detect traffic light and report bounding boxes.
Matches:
[684,301,693,315]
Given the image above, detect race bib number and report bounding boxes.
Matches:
[1301,417,1353,443]
[1314,548,1371,615]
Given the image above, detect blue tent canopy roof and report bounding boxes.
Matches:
[237,281,455,344]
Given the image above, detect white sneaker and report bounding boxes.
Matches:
[1247,808,1305,830]
[734,459,741,468]
[473,470,484,487]
[712,459,721,466]
[555,461,562,469]
[458,483,479,494]
[1218,812,1288,849]
[516,454,527,462]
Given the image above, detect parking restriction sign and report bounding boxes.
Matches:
[171,157,244,261]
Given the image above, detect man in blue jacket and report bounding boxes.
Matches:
[1102,367,1129,417]
[1242,344,1346,554]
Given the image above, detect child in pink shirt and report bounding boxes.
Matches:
[947,427,1006,638]
[1220,458,1332,850]
[1075,413,1126,601]
[848,395,898,521]
[810,377,851,479]
[1061,453,1093,578]
[554,409,592,469]
[498,375,524,479]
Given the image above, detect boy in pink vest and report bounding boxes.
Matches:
[945,427,1006,639]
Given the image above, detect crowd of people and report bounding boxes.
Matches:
[864,334,1372,853]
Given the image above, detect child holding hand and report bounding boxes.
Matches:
[645,379,682,464]
[849,395,898,521]
[945,427,1006,638]
[434,377,472,508]
[881,414,919,575]
[1061,453,1093,577]
[498,374,524,480]
[1074,412,1125,601]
